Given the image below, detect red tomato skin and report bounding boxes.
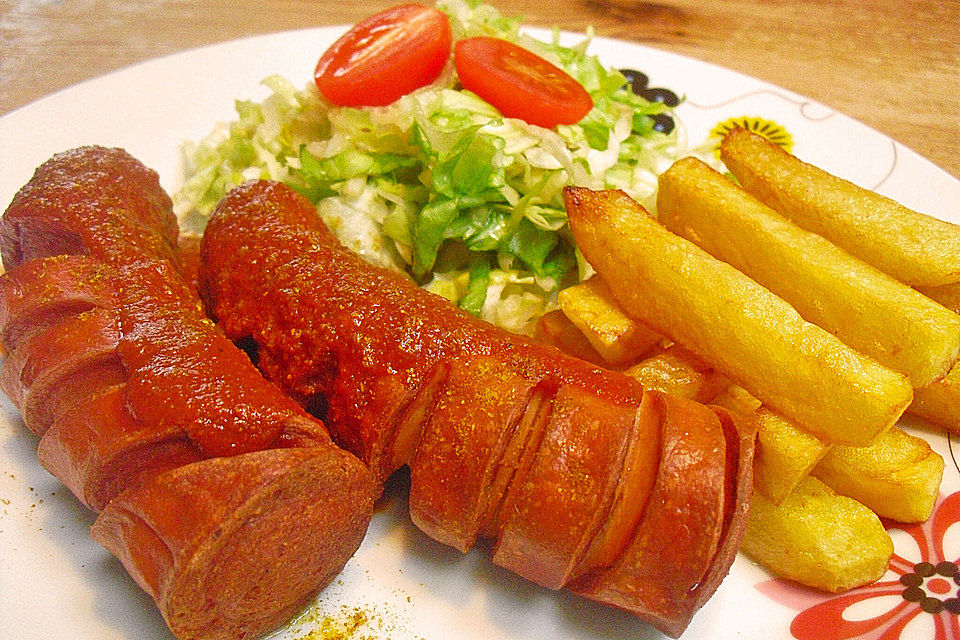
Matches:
[453,37,594,129]
[314,3,452,107]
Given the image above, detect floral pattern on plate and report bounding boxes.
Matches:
[756,491,960,640]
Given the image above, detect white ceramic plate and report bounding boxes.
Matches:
[1,26,959,640]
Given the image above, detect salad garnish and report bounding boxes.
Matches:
[453,36,594,128]
[314,4,452,107]
[175,0,698,334]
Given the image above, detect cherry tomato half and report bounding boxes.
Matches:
[314,3,452,107]
[454,37,593,129]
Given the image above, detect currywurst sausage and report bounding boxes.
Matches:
[200,179,757,637]
[0,148,376,640]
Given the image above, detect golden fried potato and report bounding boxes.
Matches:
[532,309,606,366]
[710,387,835,507]
[721,127,960,288]
[918,281,960,315]
[710,384,763,415]
[742,476,893,592]
[910,363,960,435]
[557,275,661,365]
[812,426,943,523]
[753,409,830,505]
[624,343,728,402]
[658,157,960,388]
[563,186,913,446]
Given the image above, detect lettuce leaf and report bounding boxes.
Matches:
[173,0,707,335]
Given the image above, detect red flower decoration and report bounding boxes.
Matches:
[757,491,960,640]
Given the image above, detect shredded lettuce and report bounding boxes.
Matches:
[174,0,701,335]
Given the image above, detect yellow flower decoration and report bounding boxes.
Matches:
[709,116,793,158]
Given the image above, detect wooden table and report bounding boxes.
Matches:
[2,0,958,179]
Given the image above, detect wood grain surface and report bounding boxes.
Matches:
[1,0,958,178]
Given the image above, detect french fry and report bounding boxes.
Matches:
[917,281,960,315]
[752,409,830,505]
[558,275,662,365]
[742,476,894,593]
[657,156,960,388]
[812,426,943,523]
[563,186,913,446]
[710,384,829,505]
[911,364,960,435]
[709,384,762,415]
[532,309,606,366]
[624,343,728,403]
[720,127,960,288]
[624,347,825,504]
